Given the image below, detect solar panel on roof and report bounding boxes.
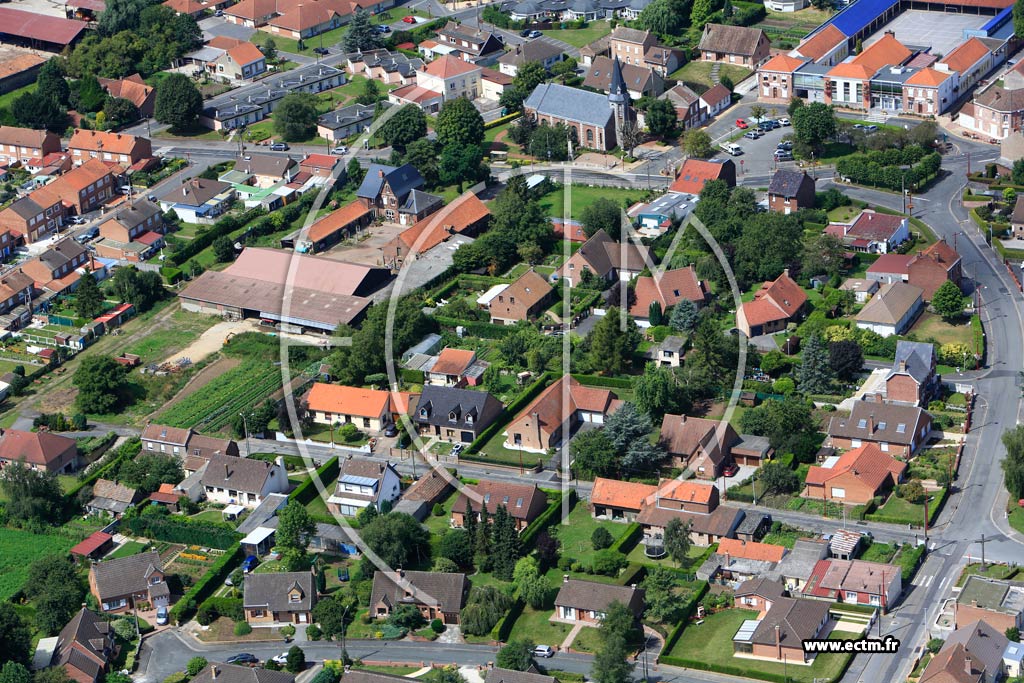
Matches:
[341,475,378,487]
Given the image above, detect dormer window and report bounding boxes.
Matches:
[466,414,473,424]
[502,496,509,504]
[419,408,429,418]
[878,421,887,431]
[516,497,523,508]
[484,493,490,504]
[289,591,301,603]
[857,419,867,429]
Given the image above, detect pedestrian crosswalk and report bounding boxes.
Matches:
[912,573,935,587]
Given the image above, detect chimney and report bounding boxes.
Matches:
[532,411,542,449]
[378,169,385,177]
[212,667,219,680]
[563,574,570,583]
[964,656,973,675]
[899,360,907,372]
[775,624,782,660]
[224,462,230,478]
[516,44,521,55]
[874,392,884,404]
[867,415,875,434]
[275,456,284,469]
[783,268,790,278]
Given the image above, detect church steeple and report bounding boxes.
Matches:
[608,56,634,149]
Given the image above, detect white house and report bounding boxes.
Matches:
[326,458,402,517]
[200,454,290,508]
[855,282,924,338]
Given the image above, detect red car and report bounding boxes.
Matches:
[723,463,739,477]
[735,119,748,129]
[402,15,416,22]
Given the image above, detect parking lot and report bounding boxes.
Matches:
[720,119,803,185]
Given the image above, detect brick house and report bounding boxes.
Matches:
[200,454,289,508]
[0,429,79,473]
[803,558,903,611]
[583,56,665,99]
[757,54,807,104]
[668,158,736,194]
[504,376,618,452]
[590,477,657,522]
[0,126,61,166]
[736,270,808,337]
[907,239,962,300]
[522,82,621,152]
[661,84,705,129]
[554,578,644,624]
[98,74,156,118]
[637,500,745,547]
[659,414,740,478]
[698,24,770,67]
[488,269,554,324]
[20,238,91,293]
[301,201,373,254]
[803,443,906,505]
[452,480,548,532]
[430,22,505,65]
[955,576,1024,632]
[88,551,169,613]
[68,130,152,168]
[305,383,395,432]
[826,397,933,456]
[356,163,440,226]
[767,169,815,214]
[557,229,648,287]
[95,199,165,262]
[371,569,468,624]
[921,621,1009,683]
[825,210,910,254]
[382,192,490,266]
[141,423,239,473]
[38,158,121,217]
[732,578,831,663]
[964,86,1024,141]
[50,608,117,683]
[243,570,318,624]
[0,195,64,243]
[425,348,475,387]
[629,266,708,323]
[886,340,938,406]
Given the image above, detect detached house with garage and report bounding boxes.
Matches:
[200,454,289,508]
[554,578,644,625]
[557,229,648,287]
[88,551,169,613]
[731,579,832,663]
[590,477,657,522]
[504,375,619,452]
[326,457,401,517]
[488,269,555,325]
[371,569,469,624]
[413,385,503,443]
[659,414,740,479]
[803,443,906,505]
[826,398,933,457]
[50,608,117,683]
[452,480,548,532]
[736,270,808,337]
[243,570,318,625]
[305,383,410,433]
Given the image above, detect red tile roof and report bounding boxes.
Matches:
[306,201,371,244]
[0,429,76,468]
[421,55,480,78]
[390,192,489,255]
[940,37,990,74]
[740,271,807,327]
[306,383,392,418]
[510,376,617,438]
[227,41,266,66]
[70,531,113,558]
[590,477,658,511]
[431,348,475,376]
[0,7,87,46]
[795,25,846,62]
[390,83,442,104]
[760,54,805,73]
[805,443,906,490]
[718,537,787,563]
[905,68,952,87]
[69,129,148,156]
[629,266,707,318]
[669,159,732,194]
[854,33,912,74]
[658,479,716,505]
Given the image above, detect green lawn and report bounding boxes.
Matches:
[625,540,708,569]
[538,185,646,221]
[506,605,573,648]
[0,529,80,600]
[875,494,927,524]
[858,542,897,563]
[569,625,604,653]
[540,20,611,48]
[108,541,148,559]
[1008,508,1024,537]
[668,62,751,93]
[424,489,459,535]
[0,83,36,111]
[666,609,858,683]
[251,26,350,56]
[477,427,548,469]
[191,509,232,524]
[909,312,974,347]
[352,665,422,676]
[549,501,629,564]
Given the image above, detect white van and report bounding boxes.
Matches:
[725,143,743,156]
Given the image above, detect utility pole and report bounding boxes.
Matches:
[239,411,252,457]
[923,495,929,543]
[974,534,989,569]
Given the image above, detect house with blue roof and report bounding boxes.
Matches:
[356,163,442,226]
[327,457,402,517]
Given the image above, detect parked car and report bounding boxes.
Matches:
[864,124,879,132]
[735,118,748,129]
[269,142,289,151]
[533,645,555,658]
[70,216,87,225]
[722,463,739,477]
[271,653,290,665]
[242,555,259,573]
[215,8,223,15]
[332,145,349,154]
[451,443,465,455]
[147,194,158,202]
[743,131,761,140]
[777,140,793,151]
[376,24,391,32]
[774,151,793,161]
[852,123,865,130]
[226,654,259,666]
[527,30,542,38]
[778,117,791,126]
[313,47,329,55]
[520,28,532,36]
[384,423,398,437]
[725,143,743,156]
[156,606,168,625]
[757,121,774,131]
[119,185,134,194]
[402,15,416,22]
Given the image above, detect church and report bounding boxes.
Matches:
[522,56,635,153]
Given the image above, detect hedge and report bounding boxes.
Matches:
[170,542,243,624]
[124,514,240,549]
[485,112,522,129]
[656,657,786,682]
[658,580,709,658]
[898,544,927,583]
[400,368,425,385]
[291,456,340,505]
[490,598,525,642]
[169,205,267,266]
[432,315,515,339]
[865,487,947,527]
[197,596,244,623]
[609,522,642,555]
[465,373,552,456]
[972,315,985,362]
[617,562,647,587]
[569,374,634,390]
[64,436,139,505]
[520,489,573,548]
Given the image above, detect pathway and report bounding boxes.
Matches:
[560,622,585,650]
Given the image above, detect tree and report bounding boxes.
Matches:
[551,57,577,83]
[439,144,485,190]
[261,37,277,62]
[274,93,319,142]
[829,340,863,381]
[529,123,571,161]
[760,461,800,495]
[343,9,382,51]
[103,97,140,126]
[73,273,105,320]
[0,463,64,526]
[570,430,618,479]
[641,567,682,623]
[585,310,640,375]
[797,335,833,394]
[186,658,208,677]
[637,0,689,34]
[114,453,182,496]
[592,603,635,683]
[580,197,623,239]
[71,75,108,113]
[311,594,354,641]
[932,280,965,321]
[1013,157,1024,186]
[12,92,67,132]
[719,74,734,93]
[490,505,522,581]
[36,59,69,106]
[438,529,474,568]
[283,646,305,673]
[1003,426,1024,500]
[619,119,643,157]
[669,299,699,333]
[513,61,547,95]
[277,500,315,556]
[591,527,614,550]
[663,517,691,566]
[499,86,527,114]
[154,74,202,131]
[357,78,382,105]
[30,557,84,635]
[646,98,677,139]
[461,586,512,635]
[512,557,551,609]
[73,356,128,414]
[346,158,365,189]
[682,129,713,158]
[690,0,712,28]
[1008,627,1020,643]
[802,233,846,278]
[35,668,71,683]
[0,663,30,683]
[0,604,31,666]
[792,102,836,155]
[359,512,431,569]
[109,266,166,313]
[788,97,805,117]
[436,97,485,149]
[378,104,427,152]
[98,0,146,35]
[634,363,689,419]
[212,235,235,263]
[1015,0,1024,44]
[496,639,535,671]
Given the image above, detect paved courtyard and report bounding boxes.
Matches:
[863,9,989,54]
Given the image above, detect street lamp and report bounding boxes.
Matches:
[238,411,252,457]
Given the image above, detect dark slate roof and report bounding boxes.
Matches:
[554,578,645,616]
[356,163,425,203]
[749,596,830,648]
[827,401,932,447]
[110,198,161,229]
[90,550,164,600]
[191,663,295,683]
[243,571,316,612]
[371,570,468,613]
[7,196,45,219]
[413,385,504,432]
[453,479,549,522]
[888,340,934,385]
[200,454,282,494]
[523,83,613,128]
[54,608,111,680]
[767,169,813,198]
[318,103,377,131]
[400,188,443,215]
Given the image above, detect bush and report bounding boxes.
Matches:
[431,618,445,633]
[233,622,252,636]
[591,527,614,550]
[163,674,188,683]
[432,503,445,517]
[306,624,322,640]
[591,549,628,576]
[187,657,208,677]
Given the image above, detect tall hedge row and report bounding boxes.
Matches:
[290,456,340,505]
[123,514,240,549]
[169,543,243,624]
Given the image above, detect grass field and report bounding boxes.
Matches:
[550,501,629,564]
[0,83,36,111]
[909,312,973,347]
[668,62,751,93]
[538,185,646,221]
[506,605,574,648]
[108,541,149,559]
[875,494,927,523]
[540,20,611,48]
[122,310,221,362]
[0,529,79,599]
